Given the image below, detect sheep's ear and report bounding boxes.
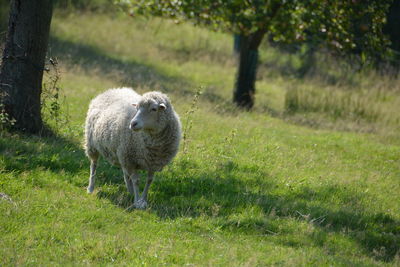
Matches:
[159,103,167,110]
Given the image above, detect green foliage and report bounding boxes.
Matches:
[120,0,284,35]
[119,0,392,61]
[298,1,392,62]
[54,0,116,11]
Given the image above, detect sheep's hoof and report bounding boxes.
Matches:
[87,186,94,194]
[134,199,148,210]
[124,199,148,211]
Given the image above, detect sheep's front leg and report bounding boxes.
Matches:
[125,172,142,211]
[123,169,140,199]
[131,172,141,202]
[135,171,154,209]
[87,159,97,193]
[123,169,134,195]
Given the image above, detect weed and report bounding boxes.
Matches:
[0,46,16,134]
[41,57,70,132]
[182,88,202,154]
[217,128,237,160]
[0,93,16,135]
[214,127,238,174]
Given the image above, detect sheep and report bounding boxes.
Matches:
[84,87,181,209]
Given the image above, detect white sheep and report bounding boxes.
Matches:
[84,87,181,209]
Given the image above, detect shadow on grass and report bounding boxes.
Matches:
[48,35,232,109]
[0,132,122,188]
[97,158,400,263]
[0,133,85,176]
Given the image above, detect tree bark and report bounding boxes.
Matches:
[0,0,53,134]
[233,30,266,109]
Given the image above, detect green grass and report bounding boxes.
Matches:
[1,11,400,266]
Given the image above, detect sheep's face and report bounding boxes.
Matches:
[129,100,167,133]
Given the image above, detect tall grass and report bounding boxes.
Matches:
[285,83,400,124]
[255,42,400,138]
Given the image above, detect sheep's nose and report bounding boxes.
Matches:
[130,120,142,131]
[129,121,138,130]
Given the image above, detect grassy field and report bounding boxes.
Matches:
[1,11,400,266]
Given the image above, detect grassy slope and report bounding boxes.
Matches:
[1,12,399,266]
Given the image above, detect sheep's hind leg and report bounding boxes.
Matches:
[87,158,98,193]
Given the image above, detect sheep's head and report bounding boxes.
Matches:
[129,92,170,133]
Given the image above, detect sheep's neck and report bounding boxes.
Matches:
[141,122,179,169]
[143,123,177,149]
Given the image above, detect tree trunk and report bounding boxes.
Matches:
[0,0,53,134]
[384,1,400,53]
[233,30,266,109]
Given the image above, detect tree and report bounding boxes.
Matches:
[120,0,392,109]
[384,1,400,54]
[0,0,53,134]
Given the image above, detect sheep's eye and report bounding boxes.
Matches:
[151,107,157,112]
